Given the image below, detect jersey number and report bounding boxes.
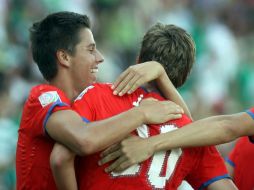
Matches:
[111,124,182,189]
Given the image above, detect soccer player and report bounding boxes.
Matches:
[16,12,184,190]
[51,23,237,189]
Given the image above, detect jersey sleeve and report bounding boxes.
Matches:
[245,107,254,143]
[186,146,230,190]
[25,87,71,137]
[225,138,243,168]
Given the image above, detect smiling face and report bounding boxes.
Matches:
[69,28,104,93]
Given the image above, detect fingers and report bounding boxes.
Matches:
[167,102,184,114]
[99,149,122,166]
[112,69,130,90]
[167,114,183,120]
[100,143,120,158]
[125,77,145,95]
[113,72,135,95]
[104,156,127,173]
[111,159,132,173]
[116,74,141,96]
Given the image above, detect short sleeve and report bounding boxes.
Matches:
[21,86,71,137]
[186,146,230,190]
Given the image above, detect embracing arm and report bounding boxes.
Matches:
[155,69,192,119]
[99,112,254,172]
[46,98,182,156]
[111,61,191,118]
[150,112,254,151]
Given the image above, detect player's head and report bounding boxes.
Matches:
[30,11,104,87]
[138,23,195,88]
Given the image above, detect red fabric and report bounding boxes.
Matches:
[228,137,254,190]
[73,83,228,190]
[16,84,71,190]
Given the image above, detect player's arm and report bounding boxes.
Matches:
[111,61,192,119]
[225,162,234,179]
[207,179,237,190]
[148,112,254,150]
[99,112,254,172]
[50,144,76,190]
[46,98,182,156]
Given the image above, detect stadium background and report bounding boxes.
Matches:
[0,0,253,189]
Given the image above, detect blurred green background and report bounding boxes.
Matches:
[0,0,254,189]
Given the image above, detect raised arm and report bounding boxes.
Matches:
[111,61,192,119]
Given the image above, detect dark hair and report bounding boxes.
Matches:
[139,23,196,88]
[30,11,91,81]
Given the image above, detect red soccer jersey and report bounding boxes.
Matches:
[16,84,71,190]
[225,137,254,190]
[73,83,230,190]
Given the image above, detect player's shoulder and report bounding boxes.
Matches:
[75,82,112,101]
[30,84,65,97]
[27,84,70,107]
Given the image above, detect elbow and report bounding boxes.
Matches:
[50,149,74,171]
[76,135,99,156]
[219,116,240,143]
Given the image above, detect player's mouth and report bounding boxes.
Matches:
[90,67,98,73]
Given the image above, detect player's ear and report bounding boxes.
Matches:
[56,49,71,67]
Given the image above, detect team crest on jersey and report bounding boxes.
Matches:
[38,91,61,107]
[75,85,94,101]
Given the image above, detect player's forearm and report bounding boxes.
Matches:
[46,109,144,155]
[148,115,242,151]
[156,72,192,119]
[50,143,77,190]
[82,107,145,155]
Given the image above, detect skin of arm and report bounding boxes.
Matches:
[155,69,192,119]
[111,61,191,118]
[50,144,76,190]
[207,179,237,190]
[47,98,181,156]
[98,112,254,173]
[150,112,254,152]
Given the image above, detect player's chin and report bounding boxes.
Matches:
[89,74,97,84]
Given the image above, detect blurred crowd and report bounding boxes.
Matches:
[0,0,254,189]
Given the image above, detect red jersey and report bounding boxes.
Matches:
[73,83,230,190]
[16,84,71,190]
[226,137,254,190]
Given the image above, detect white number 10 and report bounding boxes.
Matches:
[111,124,182,189]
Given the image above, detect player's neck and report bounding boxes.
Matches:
[50,73,78,102]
